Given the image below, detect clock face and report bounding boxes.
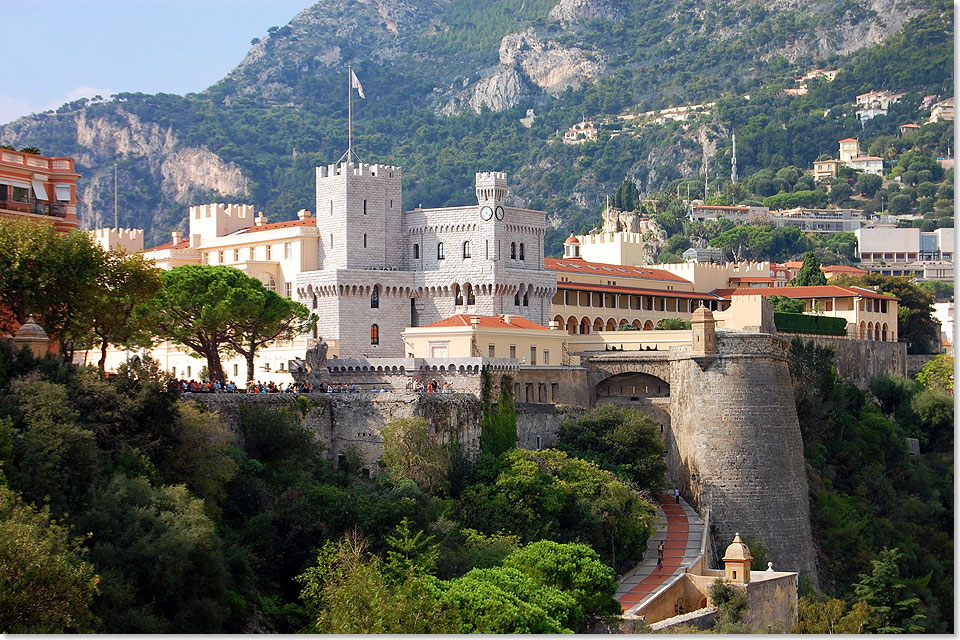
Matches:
[495,205,505,220]
[480,205,493,221]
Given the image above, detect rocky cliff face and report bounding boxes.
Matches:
[1,109,247,239]
[441,26,605,114]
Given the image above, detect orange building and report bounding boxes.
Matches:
[0,148,80,233]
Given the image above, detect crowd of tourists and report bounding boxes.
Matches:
[172,377,457,394]
[405,378,454,393]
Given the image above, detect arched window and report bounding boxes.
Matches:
[519,243,525,261]
[523,292,529,306]
[437,243,445,260]
[514,292,521,306]
[466,283,475,305]
[363,233,367,248]
[371,285,379,308]
[370,324,379,345]
[258,273,276,291]
[414,243,420,259]
[463,240,471,258]
[454,283,463,305]
[510,242,517,259]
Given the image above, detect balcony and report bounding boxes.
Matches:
[0,150,75,173]
[0,196,68,217]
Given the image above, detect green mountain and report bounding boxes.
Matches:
[0,0,952,251]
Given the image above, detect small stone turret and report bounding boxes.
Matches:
[691,304,716,356]
[13,315,50,358]
[723,533,753,584]
[562,234,581,259]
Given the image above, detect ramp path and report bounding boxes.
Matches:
[615,493,704,612]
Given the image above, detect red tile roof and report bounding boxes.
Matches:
[145,239,191,252]
[238,218,316,233]
[545,257,690,283]
[823,264,868,274]
[784,261,804,269]
[557,281,720,300]
[421,314,549,330]
[725,285,896,300]
[839,137,859,142]
[564,235,579,244]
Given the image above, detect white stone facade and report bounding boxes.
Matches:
[297,164,557,358]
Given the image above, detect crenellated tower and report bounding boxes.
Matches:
[315,161,403,270]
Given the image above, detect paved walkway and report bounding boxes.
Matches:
[615,493,704,613]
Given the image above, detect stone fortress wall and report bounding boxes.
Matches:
[664,330,819,585]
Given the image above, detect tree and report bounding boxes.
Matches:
[0,481,98,633]
[655,318,691,330]
[503,540,620,622]
[297,530,456,634]
[768,295,805,313]
[0,220,105,359]
[855,173,882,197]
[709,578,748,626]
[792,597,872,633]
[479,370,516,457]
[790,252,826,286]
[148,265,254,383]
[225,284,314,385]
[914,355,953,394]
[556,404,666,494]
[86,250,162,372]
[853,548,927,633]
[441,566,578,633]
[79,475,230,632]
[461,448,657,571]
[381,417,450,494]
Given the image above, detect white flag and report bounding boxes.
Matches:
[350,69,365,99]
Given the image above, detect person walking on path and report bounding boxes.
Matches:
[657,540,664,561]
[674,488,680,503]
[657,555,664,577]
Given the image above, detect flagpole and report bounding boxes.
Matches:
[347,64,353,163]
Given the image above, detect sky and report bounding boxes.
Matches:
[2,0,311,124]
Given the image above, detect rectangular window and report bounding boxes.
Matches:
[285,242,292,259]
[543,350,550,365]
[234,249,239,261]
[510,345,516,359]
[233,364,238,377]
[330,200,334,216]
[54,184,71,201]
[488,344,495,357]
[218,250,224,264]
[266,245,272,260]
[530,346,536,365]
[285,282,292,298]
[187,366,191,377]
[551,382,559,399]
[536,436,542,450]
[363,199,367,215]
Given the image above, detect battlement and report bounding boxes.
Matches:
[476,171,509,203]
[575,231,649,245]
[189,203,255,221]
[317,162,402,180]
[188,203,256,244]
[92,227,144,253]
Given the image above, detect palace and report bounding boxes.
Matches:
[87,156,900,382]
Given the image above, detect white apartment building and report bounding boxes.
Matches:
[855,227,955,281]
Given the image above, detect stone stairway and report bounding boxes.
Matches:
[615,493,705,613]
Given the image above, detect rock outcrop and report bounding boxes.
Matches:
[442,27,604,114]
[548,0,624,24]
